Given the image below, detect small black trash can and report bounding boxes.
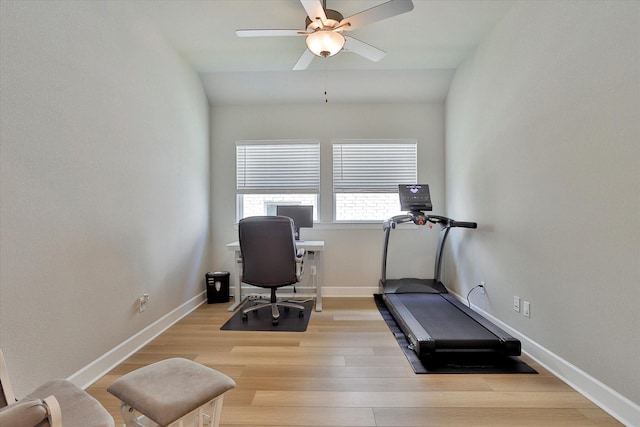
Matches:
[206,271,230,304]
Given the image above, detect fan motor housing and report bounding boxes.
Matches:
[305,9,344,31]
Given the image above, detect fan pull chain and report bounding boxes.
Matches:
[324,66,328,103]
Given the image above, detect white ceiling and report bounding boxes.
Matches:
[127,0,515,105]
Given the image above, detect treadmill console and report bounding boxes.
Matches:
[399,184,432,212]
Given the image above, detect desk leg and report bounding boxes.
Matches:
[228,251,245,312]
[315,251,322,312]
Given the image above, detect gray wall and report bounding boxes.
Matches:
[210,104,445,294]
[0,1,210,396]
[445,0,639,407]
[2,0,637,419]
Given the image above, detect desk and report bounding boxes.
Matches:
[225,240,325,312]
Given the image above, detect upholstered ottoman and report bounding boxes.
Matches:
[107,358,235,427]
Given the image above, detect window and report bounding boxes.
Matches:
[333,140,417,221]
[236,141,320,220]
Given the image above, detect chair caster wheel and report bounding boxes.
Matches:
[242,313,248,322]
[298,310,304,318]
[272,318,279,326]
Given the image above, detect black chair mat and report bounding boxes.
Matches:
[221,299,313,332]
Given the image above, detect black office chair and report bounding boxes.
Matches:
[238,216,306,325]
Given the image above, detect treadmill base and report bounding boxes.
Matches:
[374,294,534,374]
[381,292,521,358]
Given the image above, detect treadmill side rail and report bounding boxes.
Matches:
[441,294,521,356]
[383,294,435,355]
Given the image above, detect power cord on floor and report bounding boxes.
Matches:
[466,284,485,307]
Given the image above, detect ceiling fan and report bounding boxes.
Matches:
[236,0,414,70]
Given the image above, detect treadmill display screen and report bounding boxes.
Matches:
[399,184,433,212]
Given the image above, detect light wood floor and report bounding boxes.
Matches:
[86,297,622,426]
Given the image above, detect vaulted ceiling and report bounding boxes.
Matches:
[126,0,514,105]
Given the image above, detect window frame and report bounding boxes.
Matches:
[332,139,418,222]
[235,140,320,221]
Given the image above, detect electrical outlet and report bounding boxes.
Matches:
[513,296,521,313]
[139,294,150,313]
[523,301,530,318]
[310,265,317,275]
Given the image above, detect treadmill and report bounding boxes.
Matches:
[380,184,521,359]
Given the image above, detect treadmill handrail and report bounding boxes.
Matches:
[381,214,420,284]
[427,216,477,282]
[381,212,478,285]
[383,214,414,231]
[426,215,478,229]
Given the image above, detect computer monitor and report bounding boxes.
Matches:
[276,205,313,241]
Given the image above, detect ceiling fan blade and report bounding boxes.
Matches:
[341,0,414,31]
[300,0,328,24]
[293,49,315,71]
[343,36,386,62]
[236,29,304,37]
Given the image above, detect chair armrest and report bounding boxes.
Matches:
[295,249,305,280]
[0,348,16,404]
[44,395,62,427]
[0,397,52,427]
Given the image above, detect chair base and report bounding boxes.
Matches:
[242,289,304,325]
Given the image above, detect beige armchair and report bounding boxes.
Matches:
[0,348,114,427]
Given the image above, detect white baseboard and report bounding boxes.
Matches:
[462,297,640,427]
[68,292,206,390]
[322,286,379,297]
[238,285,379,298]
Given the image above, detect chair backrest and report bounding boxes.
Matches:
[239,216,299,287]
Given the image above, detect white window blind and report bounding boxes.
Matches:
[333,141,417,193]
[236,141,320,194]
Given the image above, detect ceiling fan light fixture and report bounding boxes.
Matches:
[305,30,345,57]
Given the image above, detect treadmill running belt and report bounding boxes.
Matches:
[394,293,501,349]
[374,294,536,374]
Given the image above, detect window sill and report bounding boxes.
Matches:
[232,221,417,230]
